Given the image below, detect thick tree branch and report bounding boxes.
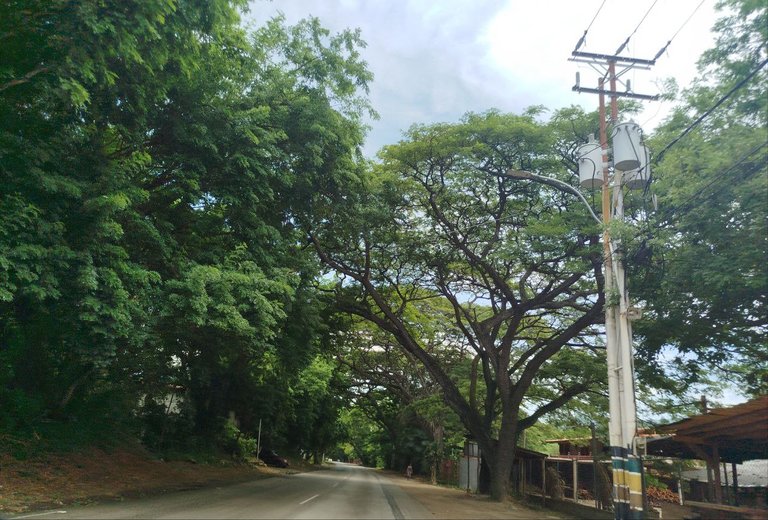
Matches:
[517,382,592,430]
[0,65,51,92]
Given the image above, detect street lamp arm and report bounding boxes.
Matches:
[502,169,602,225]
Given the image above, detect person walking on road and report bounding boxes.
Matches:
[406,463,413,479]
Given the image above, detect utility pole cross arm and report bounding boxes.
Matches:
[572,86,659,101]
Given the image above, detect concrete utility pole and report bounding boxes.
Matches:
[570,49,658,520]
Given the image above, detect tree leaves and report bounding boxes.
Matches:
[631,0,767,397]
[0,0,373,454]
[308,107,609,498]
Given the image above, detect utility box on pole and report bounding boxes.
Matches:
[459,440,480,492]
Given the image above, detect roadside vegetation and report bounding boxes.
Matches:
[0,0,764,506]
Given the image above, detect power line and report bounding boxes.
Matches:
[653,56,768,165]
[634,141,767,240]
[659,143,767,224]
[587,0,608,32]
[574,0,608,52]
[671,0,707,41]
[634,154,764,270]
[615,0,660,55]
[683,163,765,217]
[652,0,707,61]
[628,142,766,247]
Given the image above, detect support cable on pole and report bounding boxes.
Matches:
[654,0,707,60]
[574,0,609,52]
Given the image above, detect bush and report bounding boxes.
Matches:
[223,422,257,461]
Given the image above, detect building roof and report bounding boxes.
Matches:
[646,396,768,463]
[515,447,548,460]
[544,437,594,444]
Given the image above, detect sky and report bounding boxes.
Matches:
[245,0,721,158]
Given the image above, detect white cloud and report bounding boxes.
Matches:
[246,0,720,157]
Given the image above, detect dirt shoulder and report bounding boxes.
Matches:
[385,471,566,519]
[0,445,295,514]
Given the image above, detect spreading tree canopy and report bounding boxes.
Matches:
[307,108,611,499]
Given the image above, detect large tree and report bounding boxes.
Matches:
[307,109,609,499]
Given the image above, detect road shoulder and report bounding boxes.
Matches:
[385,471,565,520]
[0,446,306,514]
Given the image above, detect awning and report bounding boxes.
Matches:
[646,396,768,463]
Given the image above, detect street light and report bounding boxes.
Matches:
[504,169,601,225]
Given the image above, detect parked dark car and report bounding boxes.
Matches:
[259,448,289,468]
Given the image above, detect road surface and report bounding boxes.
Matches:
[5,463,432,519]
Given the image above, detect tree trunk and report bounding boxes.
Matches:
[489,442,516,501]
[486,409,520,502]
[430,423,444,485]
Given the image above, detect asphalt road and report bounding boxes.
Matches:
[5,463,433,520]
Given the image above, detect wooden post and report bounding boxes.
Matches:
[706,458,715,501]
[712,445,723,504]
[591,422,599,510]
[722,461,731,505]
[574,459,579,501]
[522,459,526,496]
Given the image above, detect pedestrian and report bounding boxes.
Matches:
[406,463,413,479]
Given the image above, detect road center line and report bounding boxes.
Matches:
[13,512,68,519]
[299,494,320,505]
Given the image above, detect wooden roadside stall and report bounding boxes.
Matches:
[645,396,768,519]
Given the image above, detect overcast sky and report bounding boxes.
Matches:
[245,0,720,157]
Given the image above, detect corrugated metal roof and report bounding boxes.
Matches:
[648,396,768,463]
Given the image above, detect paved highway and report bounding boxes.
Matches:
[6,463,432,519]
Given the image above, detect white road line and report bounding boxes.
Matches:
[299,494,320,505]
[13,512,67,519]
[332,482,340,487]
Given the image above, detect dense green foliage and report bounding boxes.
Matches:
[0,0,372,457]
[0,0,763,506]
[334,316,467,480]
[630,0,767,399]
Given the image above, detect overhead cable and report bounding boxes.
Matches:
[633,156,765,266]
[659,141,767,225]
[653,56,768,165]
[629,142,765,256]
[634,142,767,244]
[653,0,706,60]
[574,0,608,52]
[615,0,660,55]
